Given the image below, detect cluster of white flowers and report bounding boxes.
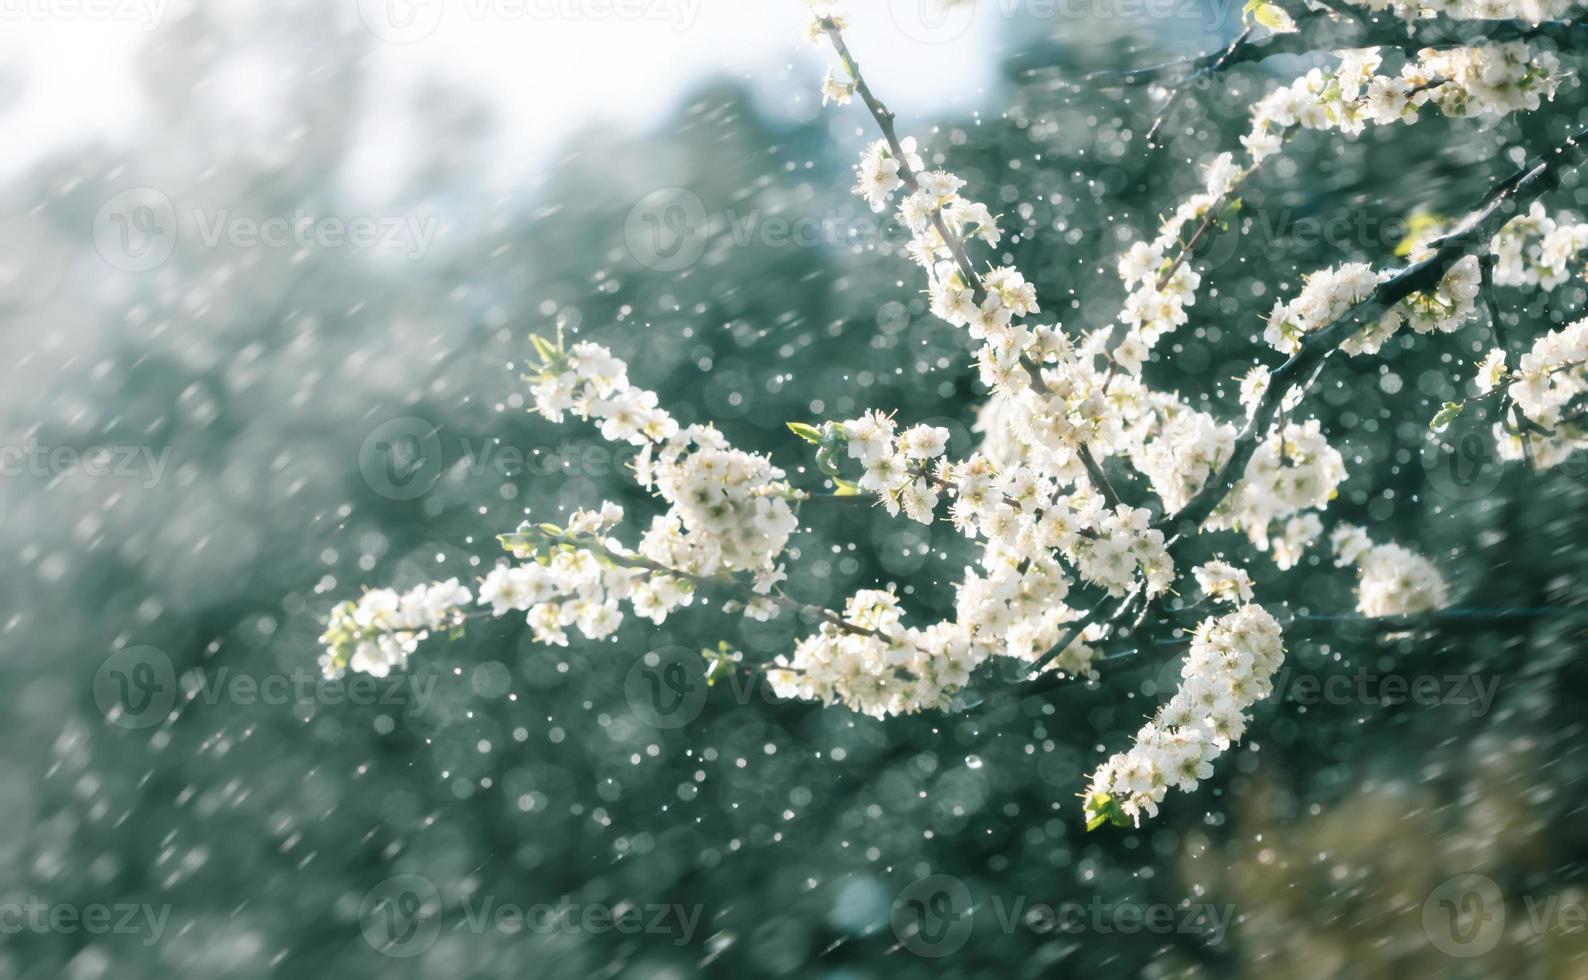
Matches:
[1086,603,1285,826]
[1193,560,1255,605]
[1132,405,1236,513]
[1205,420,1345,566]
[1243,45,1557,165]
[1377,252,1483,348]
[841,411,951,522]
[1493,202,1588,290]
[954,537,1100,676]
[852,137,922,213]
[315,2,1556,830]
[319,579,472,679]
[1263,262,1383,355]
[530,340,676,445]
[1073,504,1175,598]
[1114,40,1558,379]
[631,424,801,581]
[1486,317,1588,468]
[1113,212,1208,375]
[533,340,800,590]
[1263,255,1482,357]
[935,449,1174,597]
[1331,525,1450,617]
[481,506,639,645]
[1417,43,1561,117]
[765,591,986,718]
[842,117,1054,405]
[1267,203,1588,362]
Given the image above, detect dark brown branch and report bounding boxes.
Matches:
[1066,14,1588,88]
[1161,127,1588,538]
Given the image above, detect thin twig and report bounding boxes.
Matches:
[523,529,887,640]
[829,19,1127,519]
[1480,252,1537,469]
[1145,27,1252,148]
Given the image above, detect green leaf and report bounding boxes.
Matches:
[833,477,863,497]
[1084,791,1129,832]
[529,333,560,367]
[1430,401,1466,431]
[786,421,823,444]
[702,647,734,687]
[1250,2,1287,29]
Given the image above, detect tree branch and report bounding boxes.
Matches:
[1158,127,1588,538]
[514,528,888,640]
[1145,26,1251,147]
[824,21,988,305]
[1065,14,1588,89]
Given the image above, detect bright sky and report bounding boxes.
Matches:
[0,0,1014,203]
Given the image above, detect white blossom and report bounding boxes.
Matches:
[1086,604,1284,825]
